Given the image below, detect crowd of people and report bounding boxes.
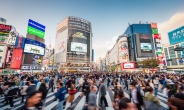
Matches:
[0,72,183,110]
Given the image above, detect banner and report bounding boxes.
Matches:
[10,48,23,69]
[15,36,25,48]
[0,24,12,32]
[28,19,45,32]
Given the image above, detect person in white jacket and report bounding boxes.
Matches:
[77,75,84,92]
[20,82,29,103]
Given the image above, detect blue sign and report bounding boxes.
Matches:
[168,26,184,45]
[28,19,45,32]
[15,36,25,48]
[24,38,45,48]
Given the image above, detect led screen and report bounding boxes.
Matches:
[71,42,87,53]
[140,43,152,52]
[24,44,45,55]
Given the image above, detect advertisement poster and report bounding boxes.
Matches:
[24,44,45,55]
[0,45,7,68]
[151,23,157,28]
[168,26,184,45]
[10,48,23,69]
[140,43,152,52]
[55,29,68,54]
[72,32,87,39]
[122,62,135,69]
[121,42,129,62]
[0,24,12,32]
[15,36,25,48]
[27,19,45,39]
[71,42,87,53]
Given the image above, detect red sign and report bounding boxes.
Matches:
[17,37,22,48]
[140,34,149,39]
[151,22,157,28]
[10,48,23,69]
[0,24,12,32]
[153,34,160,39]
[122,62,135,69]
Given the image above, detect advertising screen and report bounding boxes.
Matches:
[168,26,184,45]
[15,36,25,48]
[0,24,12,32]
[140,43,152,52]
[24,44,45,55]
[152,28,158,34]
[28,19,45,32]
[122,62,135,69]
[71,42,87,53]
[10,48,23,69]
[27,26,45,39]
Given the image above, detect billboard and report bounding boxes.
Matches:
[0,45,8,68]
[0,24,12,32]
[151,23,157,28]
[15,36,25,48]
[168,26,184,45]
[71,42,87,53]
[140,43,152,52]
[152,28,158,34]
[121,42,129,62]
[136,33,155,57]
[27,19,45,39]
[24,38,45,56]
[24,44,45,55]
[55,29,68,54]
[122,62,135,69]
[72,32,87,39]
[10,48,23,69]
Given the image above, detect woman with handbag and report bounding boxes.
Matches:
[67,82,77,106]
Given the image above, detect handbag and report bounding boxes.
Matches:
[69,89,77,95]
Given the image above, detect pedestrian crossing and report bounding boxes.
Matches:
[0,87,169,110]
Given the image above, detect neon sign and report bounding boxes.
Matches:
[0,24,12,32]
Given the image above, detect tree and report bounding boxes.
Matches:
[138,58,159,69]
[111,65,117,72]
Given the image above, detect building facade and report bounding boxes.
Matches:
[55,16,92,72]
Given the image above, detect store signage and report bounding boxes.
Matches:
[168,26,184,45]
[28,19,45,32]
[0,38,5,44]
[15,36,25,48]
[152,28,158,34]
[0,24,12,32]
[21,65,41,70]
[151,23,157,28]
[122,62,135,69]
[10,48,23,69]
[156,52,162,54]
[71,42,87,53]
[24,44,45,55]
[140,34,150,39]
[0,31,9,36]
[27,26,45,39]
[153,34,160,39]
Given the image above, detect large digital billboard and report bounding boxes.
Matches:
[136,33,155,57]
[24,38,45,56]
[27,19,45,39]
[71,42,87,53]
[24,44,45,55]
[10,48,23,69]
[15,36,25,48]
[122,62,135,69]
[140,43,152,52]
[168,26,184,45]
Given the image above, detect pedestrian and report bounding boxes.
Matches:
[48,76,55,92]
[38,83,48,109]
[88,85,98,110]
[67,82,77,106]
[26,79,36,96]
[55,82,67,110]
[20,82,29,103]
[99,80,108,107]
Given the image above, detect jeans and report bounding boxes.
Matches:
[100,96,108,106]
[57,101,63,110]
[154,88,158,96]
[8,97,13,107]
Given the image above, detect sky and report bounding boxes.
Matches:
[0,0,184,60]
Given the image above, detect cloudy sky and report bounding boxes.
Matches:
[0,0,184,60]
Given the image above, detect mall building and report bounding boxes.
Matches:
[163,26,184,73]
[106,22,164,72]
[54,16,92,72]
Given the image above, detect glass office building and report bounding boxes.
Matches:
[119,24,153,61]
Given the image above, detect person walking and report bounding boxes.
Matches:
[67,82,77,106]
[48,76,54,92]
[20,82,29,103]
[55,82,67,110]
[38,83,48,110]
[99,80,108,107]
[88,85,98,110]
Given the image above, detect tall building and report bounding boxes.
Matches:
[121,23,155,62]
[55,16,92,72]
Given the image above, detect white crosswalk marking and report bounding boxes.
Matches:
[0,87,169,110]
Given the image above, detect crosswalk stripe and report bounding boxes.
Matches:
[106,92,114,110]
[74,94,86,110]
[44,93,70,110]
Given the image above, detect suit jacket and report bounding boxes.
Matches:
[129,89,144,106]
[100,83,106,96]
